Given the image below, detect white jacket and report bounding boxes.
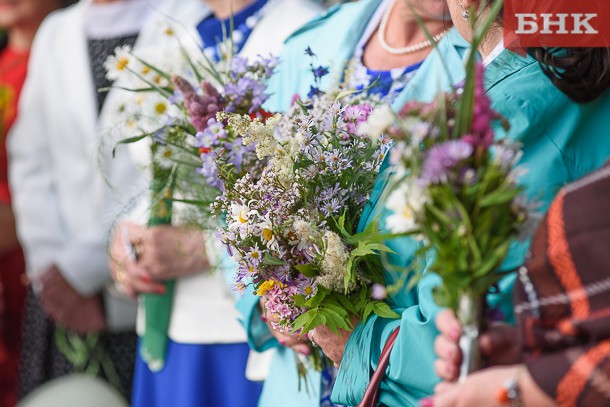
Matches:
[8,0,208,331]
[120,0,325,343]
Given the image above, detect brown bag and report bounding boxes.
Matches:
[357,327,400,407]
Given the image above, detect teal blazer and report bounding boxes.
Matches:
[235,1,471,405]
[333,51,610,406]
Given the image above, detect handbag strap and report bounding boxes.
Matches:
[357,327,401,407]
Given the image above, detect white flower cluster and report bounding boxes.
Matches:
[317,231,352,292]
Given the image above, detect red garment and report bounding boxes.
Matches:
[0,46,28,407]
[1,47,29,202]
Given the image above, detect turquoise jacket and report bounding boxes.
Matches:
[235,0,471,405]
[333,51,610,406]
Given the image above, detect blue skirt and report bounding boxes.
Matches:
[132,340,262,407]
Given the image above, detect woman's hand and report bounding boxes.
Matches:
[124,222,209,279]
[36,265,106,334]
[109,222,166,298]
[424,365,556,407]
[434,309,522,382]
[109,222,208,297]
[308,316,358,366]
[261,300,311,356]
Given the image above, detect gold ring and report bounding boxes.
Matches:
[133,241,144,261]
[116,268,127,284]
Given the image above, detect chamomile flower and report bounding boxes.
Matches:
[104,45,133,81]
[156,145,176,169]
[229,203,256,230]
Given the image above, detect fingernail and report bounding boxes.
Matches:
[261,315,267,322]
[445,364,454,376]
[278,339,286,346]
[420,397,434,407]
[156,286,166,294]
[301,347,311,356]
[142,275,152,283]
[450,328,461,341]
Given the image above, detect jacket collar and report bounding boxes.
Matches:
[484,49,537,93]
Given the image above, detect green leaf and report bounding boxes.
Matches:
[112,134,149,157]
[302,312,327,333]
[292,294,307,307]
[372,301,400,319]
[304,288,328,308]
[362,301,375,322]
[336,294,357,314]
[292,313,311,333]
[295,263,317,278]
[263,253,285,266]
[479,188,519,207]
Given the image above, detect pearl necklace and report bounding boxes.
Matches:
[378,0,450,55]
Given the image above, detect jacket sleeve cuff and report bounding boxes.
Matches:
[331,314,400,405]
[55,240,110,296]
[236,291,278,352]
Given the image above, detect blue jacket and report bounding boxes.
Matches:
[235,0,471,405]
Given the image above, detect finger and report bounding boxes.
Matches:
[276,331,308,347]
[436,309,461,341]
[435,359,458,382]
[434,381,457,395]
[291,343,311,355]
[124,265,165,295]
[307,329,316,345]
[434,334,461,366]
[427,385,460,407]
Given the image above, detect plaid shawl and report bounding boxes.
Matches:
[515,163,610,407]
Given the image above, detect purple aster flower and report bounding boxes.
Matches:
[296,276,317,298]
[195,118,226,148]
[273,265,292,283]
[421,140,473,185]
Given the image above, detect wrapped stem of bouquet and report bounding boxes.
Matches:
[372,0,531,380]
[456,290,484,379]
[139,149,175,371]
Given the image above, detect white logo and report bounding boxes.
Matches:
[515,13,599,34]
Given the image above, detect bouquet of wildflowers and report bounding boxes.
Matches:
[213,76,399,341]
[359,1,532,379]
[364,61,530,378]
[103,25,277,370]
